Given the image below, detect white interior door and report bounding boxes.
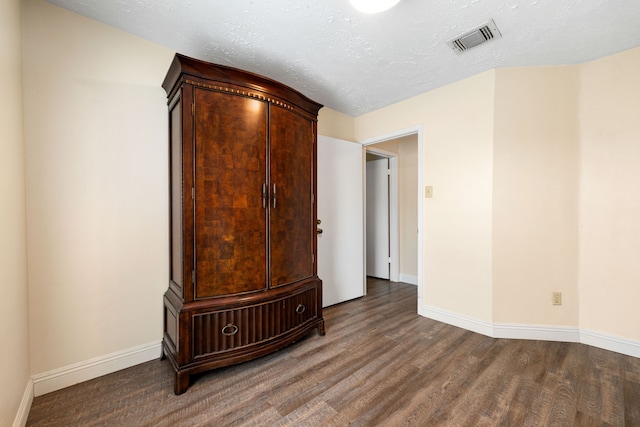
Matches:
[366,158,390,279]
[317,135,364,307]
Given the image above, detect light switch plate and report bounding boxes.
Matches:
[424,186,433,198]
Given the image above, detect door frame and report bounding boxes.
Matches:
[361,125,424,303]
[365,147,399,283]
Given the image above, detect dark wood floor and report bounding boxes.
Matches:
[27,278,640,426]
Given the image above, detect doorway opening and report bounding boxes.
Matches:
[365,149,396,282]
[362,126,423,303]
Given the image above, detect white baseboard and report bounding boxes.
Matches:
[418,303,640,358]
[12,379,33,427]
[419,303,494,338]
[580,328,640,358]
[23,315,640,405]
[493,322,580,342]
[398,274,418,285]
[31,340,162,397]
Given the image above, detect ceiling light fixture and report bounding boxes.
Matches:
[349,0,401,14]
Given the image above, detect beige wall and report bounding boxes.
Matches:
[493,66,580,326]
[356,71,496,322]
[20,0,354,380]
[370,139,399,153]
[355,48,640,344]
[22,0,174,374]
[9,3,639,420]
[318,107,355,141]
[398,136,418,278]
[0,0,31,425]
[578,48,640,341]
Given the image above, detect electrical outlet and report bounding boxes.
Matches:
[552,292,562,306]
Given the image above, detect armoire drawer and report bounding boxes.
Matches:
[192,287,317,358]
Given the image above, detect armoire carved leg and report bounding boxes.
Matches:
[317,319,326,336]
[174,371,190,395]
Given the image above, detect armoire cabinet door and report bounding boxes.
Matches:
[193,88,269,298]
[269,105,315,287]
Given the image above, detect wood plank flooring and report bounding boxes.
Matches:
[27,278,640,426]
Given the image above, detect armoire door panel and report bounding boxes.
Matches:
[194,88,269,298]
[269,106,314,287]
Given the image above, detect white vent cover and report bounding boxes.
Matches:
[447,19,502,54]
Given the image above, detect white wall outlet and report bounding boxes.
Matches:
[552,291,562,305]
[424,185,433,198]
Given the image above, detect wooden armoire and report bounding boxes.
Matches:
[161,54,325,394]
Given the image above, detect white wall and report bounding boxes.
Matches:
[22,0,174,376]
[578,48,640,341]
[1,0,31,424]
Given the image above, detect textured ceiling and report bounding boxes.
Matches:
[46,0,640,116]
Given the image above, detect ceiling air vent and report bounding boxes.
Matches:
[447,19,502,54]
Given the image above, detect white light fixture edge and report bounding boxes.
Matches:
[349,0,401,14]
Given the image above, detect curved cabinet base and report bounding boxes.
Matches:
[163,279,324,394]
